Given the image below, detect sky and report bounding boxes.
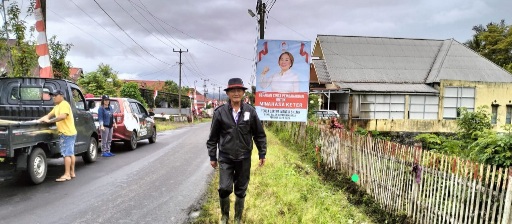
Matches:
[6,0,512,94]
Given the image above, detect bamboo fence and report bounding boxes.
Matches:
[274,122,512,224]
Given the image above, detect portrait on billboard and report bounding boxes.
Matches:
[255,39,311,122]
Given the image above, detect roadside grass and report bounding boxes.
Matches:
[191,131,374,224]
[155,118,211,132]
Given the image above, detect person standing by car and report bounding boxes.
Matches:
[98,95,117,157]
[206,78,267,224]
[37,89,77,182]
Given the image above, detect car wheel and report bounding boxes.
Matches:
[27,147,47,185]
[124,131,137,150]
[82,137,98,163]
[149,127,156,143]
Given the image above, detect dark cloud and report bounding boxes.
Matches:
[18,0,507,91]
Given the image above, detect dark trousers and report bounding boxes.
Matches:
[218,156,252,199]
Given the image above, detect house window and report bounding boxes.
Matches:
[443,87,475,119]
[409,95,439,119]
[359,94,405,119]
[507,105,512,124]
[491,104,498,124]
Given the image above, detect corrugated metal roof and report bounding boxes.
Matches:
[426,40,512,83]
[316,35,512,85]
[335,82,439,93]
[318,36,443,83]
[312,59,331,83]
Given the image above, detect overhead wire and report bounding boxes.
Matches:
[125,0,216,85]
[128,1,252,61]
[128,0,188,49]
[138,62,178,78]
[92,0,173,66]
[114,0,174,48]
[68,0,157,68]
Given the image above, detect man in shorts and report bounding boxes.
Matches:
[38,89,77,182]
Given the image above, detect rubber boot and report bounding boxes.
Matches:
[234,197,245,224]
[220,197,230,224]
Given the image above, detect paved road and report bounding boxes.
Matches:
[0,123,213,224]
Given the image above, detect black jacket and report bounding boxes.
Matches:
[207,102,267,161]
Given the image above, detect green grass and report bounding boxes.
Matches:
[191,131,375,224]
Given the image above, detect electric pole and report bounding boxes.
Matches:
[256,0,266,39]
[218,86,221,103]
[173,48,188,117]
[202,78,209,107]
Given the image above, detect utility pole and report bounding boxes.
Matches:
[202,78,209,107]
[218,86,221,103]
[256,0,266,39]
[173,48,188,117]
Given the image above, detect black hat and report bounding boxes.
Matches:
[49,89,65,96]
[224,78,248,91]
[102,95,110,100]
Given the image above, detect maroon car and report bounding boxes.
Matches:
[86,97,156,150]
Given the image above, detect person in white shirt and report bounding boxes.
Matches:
[259,51,299,92]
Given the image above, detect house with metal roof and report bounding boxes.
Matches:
[311,35,512,133]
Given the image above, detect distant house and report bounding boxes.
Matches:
[122,79,166,91]
[311,35,512,133]
[122,79,208,110]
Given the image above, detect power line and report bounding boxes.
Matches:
[127,0,183,49]
[69,0,156,67]
[93,0,173,66]
[48,8,161,70]
[128,1,252,61]
[138,63,178,78]
[114,0,174,48]
[128,0,187,49]
[268,15,309,40]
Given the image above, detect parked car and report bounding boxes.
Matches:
[86,97,156,150]
[314,110,340,119]
[0,78,99,184]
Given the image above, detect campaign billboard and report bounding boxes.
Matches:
[255,39,311,122]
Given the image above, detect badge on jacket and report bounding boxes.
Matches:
[244,112,250,121]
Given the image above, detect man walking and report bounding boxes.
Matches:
[38,89,77,182]
[207,78,267,224]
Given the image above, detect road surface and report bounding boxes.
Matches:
[0,123,213,224]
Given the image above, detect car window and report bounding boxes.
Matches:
[88,100,121,114]
[10,87,48,101]
[130,102,141,114]
[71,88,87,111]
[137,103,148,116]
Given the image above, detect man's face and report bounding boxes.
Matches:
[227,88,244,103]
[52,94,63,104]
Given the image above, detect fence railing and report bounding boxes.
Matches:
[272,122,512,224]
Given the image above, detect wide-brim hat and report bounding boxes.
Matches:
[224,78,248,91]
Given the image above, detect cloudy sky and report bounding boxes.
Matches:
[17,0,512,93]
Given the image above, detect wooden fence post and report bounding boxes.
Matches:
[502,167,512,224]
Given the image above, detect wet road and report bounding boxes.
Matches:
[0,123,213,224]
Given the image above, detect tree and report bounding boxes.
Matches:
[120,82,147,107]
[159,80,190,108]
[77,63,122,96]
[0,2,38,77]
[456,106,492,142]
[48,35,73,79]
[465,20,512,73]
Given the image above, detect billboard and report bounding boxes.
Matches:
[255,39,311,122]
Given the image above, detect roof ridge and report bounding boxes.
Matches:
[317,34,447,42]
[426,39,453,83]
